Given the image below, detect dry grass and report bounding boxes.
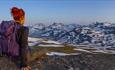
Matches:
[30,49,47,62]
[33,45,76,53]
[29,45,76,62]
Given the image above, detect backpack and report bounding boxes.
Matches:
[0,20,20,56]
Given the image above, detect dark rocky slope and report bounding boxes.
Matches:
[0,53,115,70]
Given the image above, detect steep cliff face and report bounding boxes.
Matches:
[0,53,115,70]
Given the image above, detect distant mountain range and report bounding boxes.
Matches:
[29,22,115,47]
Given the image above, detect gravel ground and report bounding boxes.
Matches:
[0,53,115,70]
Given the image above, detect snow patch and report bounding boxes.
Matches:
[39,44,64,47]
[92,50,108,53]
[28,37,43,42]
[42,40,61,44]
[46,52,80,56]
[74,48,91,53]
[28,42,39,46]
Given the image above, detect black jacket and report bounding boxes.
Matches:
[16,25,29,67]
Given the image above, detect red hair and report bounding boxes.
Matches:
[11,7,25,21]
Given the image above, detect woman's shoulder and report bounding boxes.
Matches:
[18,26,29,33]
[22,26,29,30]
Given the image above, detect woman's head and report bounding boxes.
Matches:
[11,7,25,25]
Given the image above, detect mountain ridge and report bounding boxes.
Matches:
[29,22,115,47]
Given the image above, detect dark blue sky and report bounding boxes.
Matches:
[0,0,115,25]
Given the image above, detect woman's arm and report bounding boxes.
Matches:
[18,26,30,67]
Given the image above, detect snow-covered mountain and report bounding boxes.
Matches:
[29,22,115,47]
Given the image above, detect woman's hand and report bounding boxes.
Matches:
[21,66,31,70]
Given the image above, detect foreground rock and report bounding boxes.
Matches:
[0,53,115,70]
